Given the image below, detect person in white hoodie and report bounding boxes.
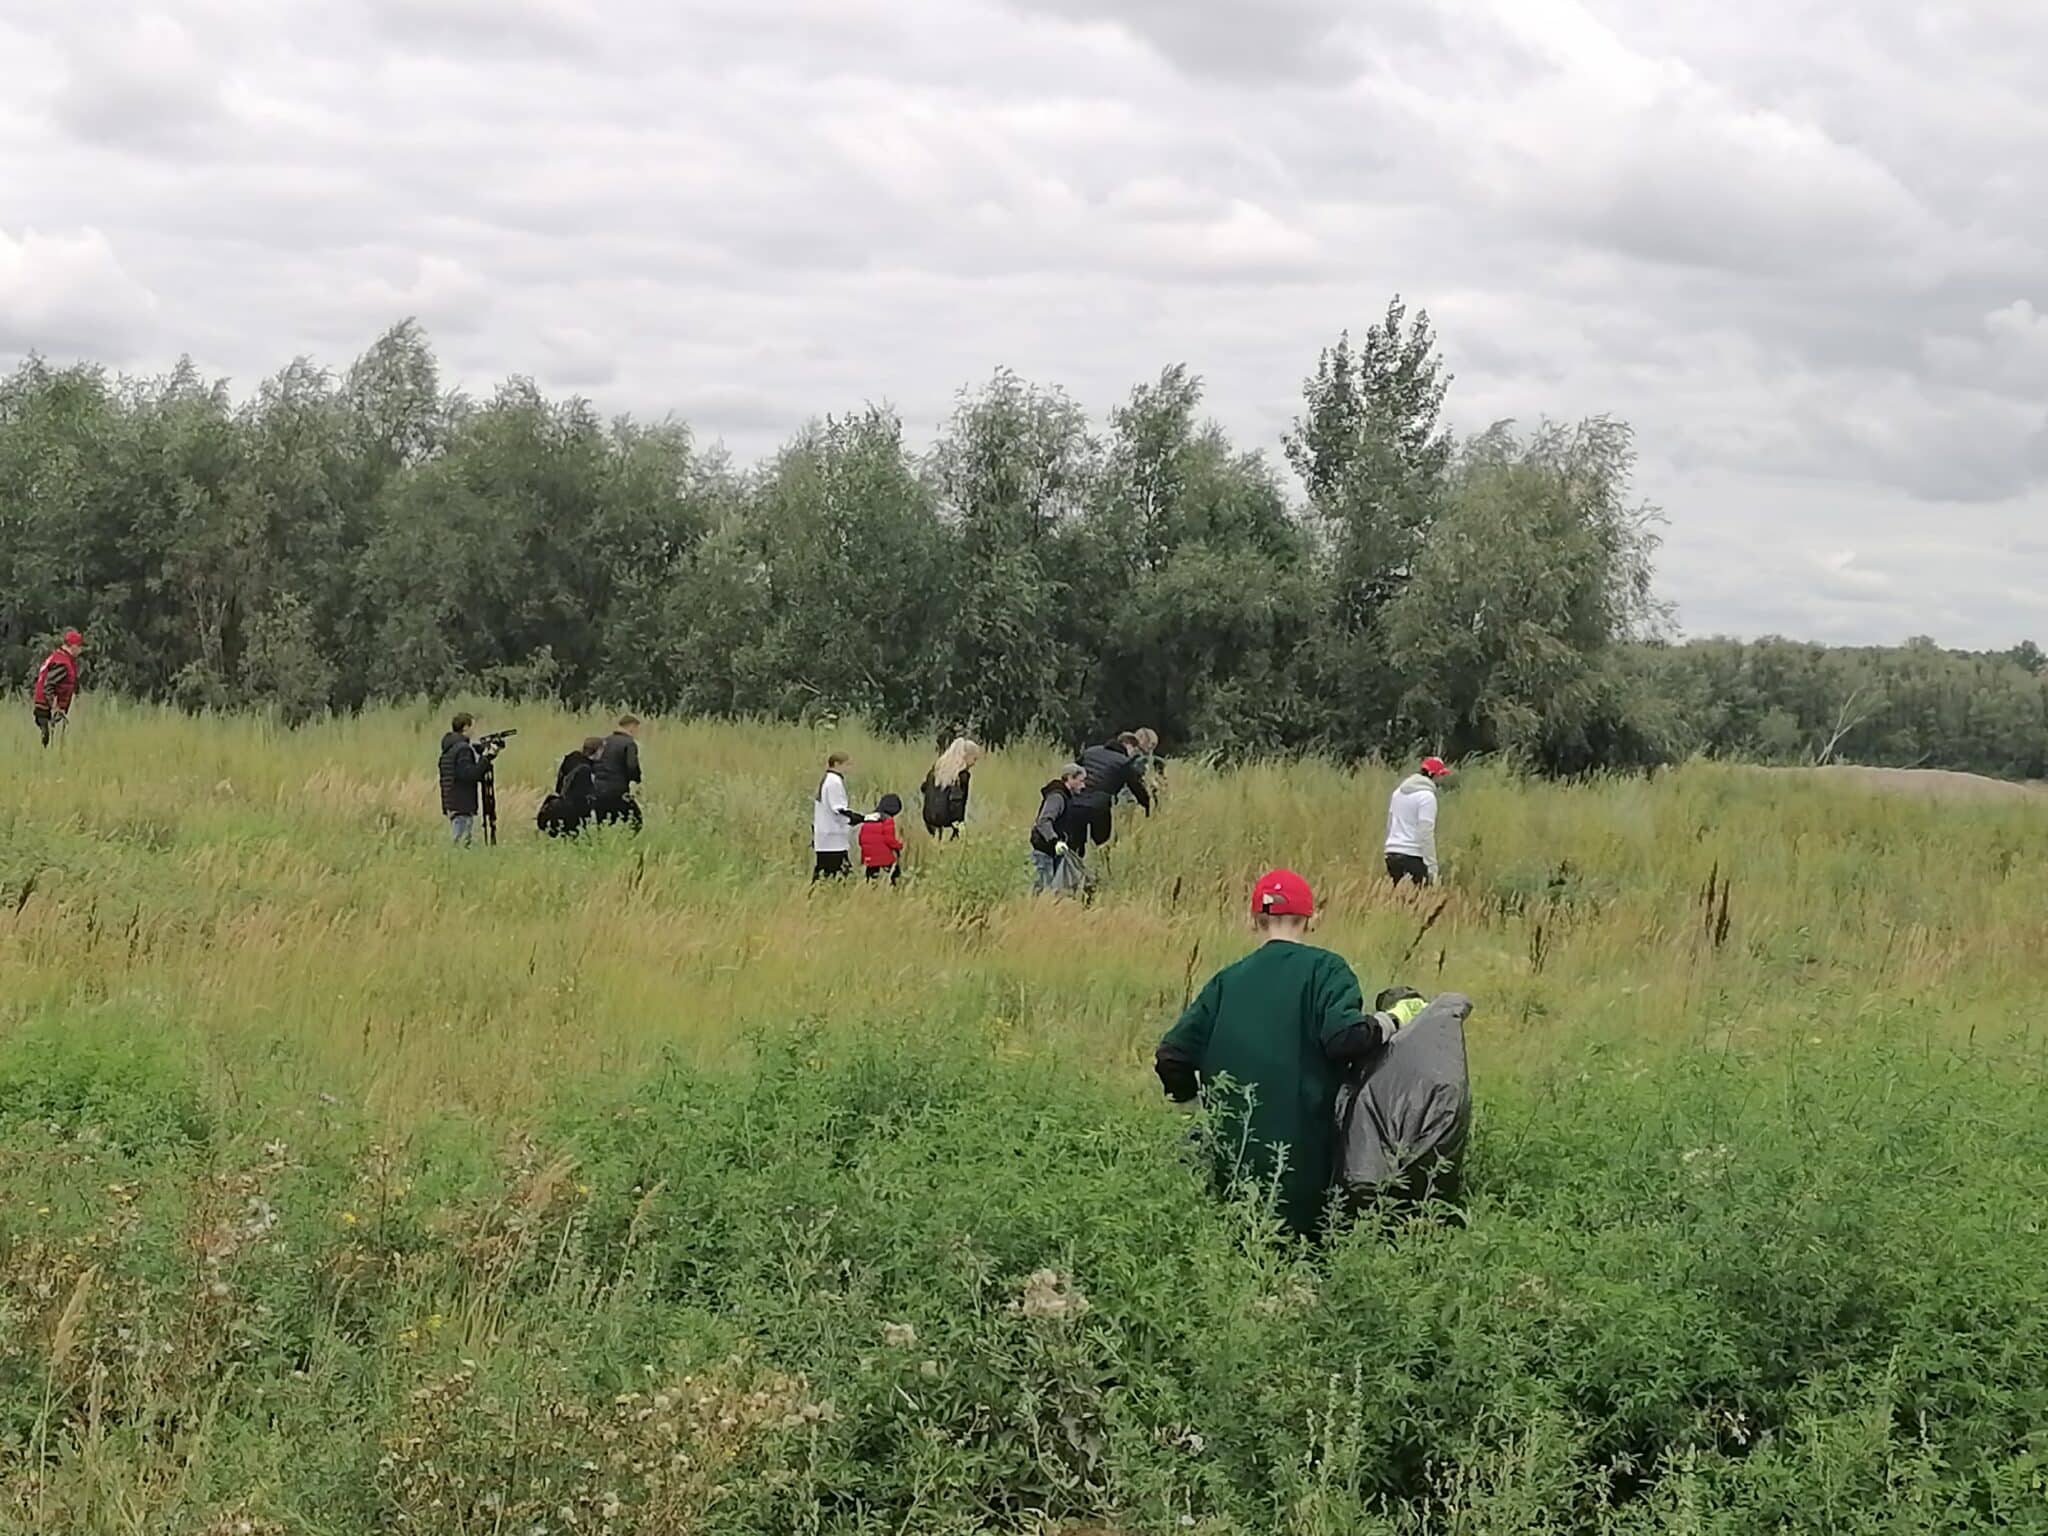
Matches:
[1385,756,1450,887]
[812,752,864,881]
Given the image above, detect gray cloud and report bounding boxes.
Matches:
[4,0,2048,644]
[998,0,1359,83]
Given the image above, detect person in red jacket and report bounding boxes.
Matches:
[859,794,905,885]
[31,630,83,748]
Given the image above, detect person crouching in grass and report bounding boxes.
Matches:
[1154,869,1394,1238]
[860,793,905,885]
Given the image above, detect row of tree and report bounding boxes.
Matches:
[2,304,2039,778]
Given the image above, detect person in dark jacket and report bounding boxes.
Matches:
[920,736,981,838]
[1029,762,1092,894]
[1073,732,1153,848]
[438,713,487,845]
[540,737,604,838]
[590,716,643,830]
[31,629,84,748]
[1120,726,1162,806]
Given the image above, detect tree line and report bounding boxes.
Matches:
[2,301,2040,778]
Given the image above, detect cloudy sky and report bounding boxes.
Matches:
[4,0,2046,647]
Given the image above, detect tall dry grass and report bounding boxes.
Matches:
[7,703,2048,1533]
[3,700,2046,1123]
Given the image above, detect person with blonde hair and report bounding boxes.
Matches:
[1121,726,1162,807]
[919,735,982,839]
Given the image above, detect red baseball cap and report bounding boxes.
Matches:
[1250,868,1315,918]
[1421,756,1449,778]
[63,629,84,648]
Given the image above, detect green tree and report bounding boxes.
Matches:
[1285,299,1454,754]
[1078,368,1316,752]
[1383,418,1663,770]
[930,371,1094,744]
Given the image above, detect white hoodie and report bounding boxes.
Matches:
[813,770,852,853]
[1384,773,1440,878]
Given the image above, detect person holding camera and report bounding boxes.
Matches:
[438,713,493,846]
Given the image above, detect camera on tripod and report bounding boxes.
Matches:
[472,728,516,844]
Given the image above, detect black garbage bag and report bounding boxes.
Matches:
[1335,992,1473,1206]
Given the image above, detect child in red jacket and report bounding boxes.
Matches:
[859,794,905,885]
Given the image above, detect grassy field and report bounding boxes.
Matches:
[4,701,2048,1534]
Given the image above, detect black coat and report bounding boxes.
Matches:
[592,731,641,802]
[921,768,971,832]
[555,752,596,810]
[1075,740,1152,812]
[438,732,483,816]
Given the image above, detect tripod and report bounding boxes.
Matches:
[479,759,499,846]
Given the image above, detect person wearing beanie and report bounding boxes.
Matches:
[1385,756,1451,886]
[31,628,84,748]
[860,793,906,884]
[1154,870,1395,1237]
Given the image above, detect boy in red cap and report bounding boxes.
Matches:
[31,629,84,748]
[1385,756,1450,886]
[1154,869,1393,1237]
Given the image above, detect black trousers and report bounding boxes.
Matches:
[864,865,900,885]
[34,706,56,747]
[813,850,851,881]
[592,794,642,831]
[1072,795,1115,847]
[1386,853,1432,887]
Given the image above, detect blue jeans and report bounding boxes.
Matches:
[1030,849,1090,894]
[1030,850,1058,891]
[450,814,475,846]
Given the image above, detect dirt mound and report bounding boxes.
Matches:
[1802,764,2047,804]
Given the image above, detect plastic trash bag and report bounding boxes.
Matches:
[1047,851,1091,895]
[1335,992,1472,1204]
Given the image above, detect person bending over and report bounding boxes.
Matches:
[592,716,644,830]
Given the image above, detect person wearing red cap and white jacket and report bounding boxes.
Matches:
[1153,869,1397,1237]
[31,629,84,749]
[1385,756,1450,887]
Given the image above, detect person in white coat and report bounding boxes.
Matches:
[1385,756,1450,886]
[812,752,863,880]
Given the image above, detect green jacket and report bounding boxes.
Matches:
[1157,940,1369,1235]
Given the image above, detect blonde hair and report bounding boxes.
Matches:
[1133,727,1159,754]
[929,736,981,790]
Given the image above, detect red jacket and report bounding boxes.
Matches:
[858,815,903,868]
[32,648,79,712]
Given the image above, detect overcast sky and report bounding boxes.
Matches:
[4,0,2046,648]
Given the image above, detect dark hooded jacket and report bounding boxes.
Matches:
[592,731,641,803]
[1031,780,1090,855]
[438,732,484,816]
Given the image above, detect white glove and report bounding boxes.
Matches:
[1054,841,1069,858]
